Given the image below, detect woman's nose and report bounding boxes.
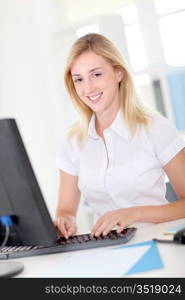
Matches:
[83,78,95,95]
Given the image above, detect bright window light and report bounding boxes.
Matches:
[119,4,138,24]
[125,24,148,71]
[159,11,185,66]
[76,25,99,38]
[133,74,152,86]
[133,74,156,109]
[154,0,185,15]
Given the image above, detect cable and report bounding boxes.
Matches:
[0,225,10,248]
[0,216,13,248]
[0,216,24,278]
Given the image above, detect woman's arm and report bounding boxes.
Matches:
[138,147,185,223]
[91,148,185,236]
[55,170,81,238]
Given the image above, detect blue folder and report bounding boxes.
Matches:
[115,240,164,275]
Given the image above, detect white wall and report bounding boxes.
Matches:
[0,0,65,217]
[0,0,96,226]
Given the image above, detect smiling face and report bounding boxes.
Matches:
[71,51,123,116]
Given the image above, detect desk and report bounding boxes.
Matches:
[14,218,185,278]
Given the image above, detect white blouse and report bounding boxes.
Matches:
[56,111,185,219]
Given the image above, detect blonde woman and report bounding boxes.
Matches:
[55,33,185,239]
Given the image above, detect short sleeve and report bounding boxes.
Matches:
[55,134,80,176]
[149,113,185,166]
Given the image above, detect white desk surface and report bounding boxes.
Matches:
[14,218,185,278]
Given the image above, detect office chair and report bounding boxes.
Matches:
[165,181,178,202]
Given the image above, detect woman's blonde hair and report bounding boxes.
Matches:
[64,33,150,145]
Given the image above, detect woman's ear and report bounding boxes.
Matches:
[115,68,124,83]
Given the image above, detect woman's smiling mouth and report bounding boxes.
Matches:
[87,92,103,103]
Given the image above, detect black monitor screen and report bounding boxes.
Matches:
[0,119,57,246]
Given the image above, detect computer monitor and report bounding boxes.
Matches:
[0,118,58,246]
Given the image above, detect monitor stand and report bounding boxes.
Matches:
[0,261,24,277]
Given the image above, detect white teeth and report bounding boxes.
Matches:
[90,95,99,100]
[88,93,102,101]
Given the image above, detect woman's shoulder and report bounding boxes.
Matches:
[56,129,82,175]
[147,111,177,134]
[145,111,185,149]
[59,131,79,151]
[58,125,87,155]
[144,111,185,166]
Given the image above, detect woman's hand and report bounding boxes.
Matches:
[54,213,77,239]
[91,207,139,237]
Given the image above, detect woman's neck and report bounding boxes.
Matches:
[95,106,120,138]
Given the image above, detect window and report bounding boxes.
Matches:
[154,0,185,16]
[125,24,148,71]
[154,0,185,67]
[119,3,148,71]
[158,11,185,66]
[133,74,156,110]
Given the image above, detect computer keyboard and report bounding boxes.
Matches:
[0,227,137,259]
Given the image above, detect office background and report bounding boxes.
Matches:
[0,0,185,230]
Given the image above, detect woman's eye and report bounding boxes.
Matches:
[94,73,102,77]
[74,78,83,83]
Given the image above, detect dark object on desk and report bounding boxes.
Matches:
[0,119,137,259]
[174,228,185,244]
[0,228,137,259]
[154,227,185,244]
[0,261,24,277]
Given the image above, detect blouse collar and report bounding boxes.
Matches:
[88,110,132,141]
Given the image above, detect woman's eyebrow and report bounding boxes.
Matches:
[71,68,102,77]
[89,67,102,73]
[71,73,81,77]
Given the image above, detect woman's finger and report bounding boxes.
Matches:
[65,220,77,237]
[102,221,118,236]
[93,220,110,237]
[91,218,104,236]
[56,217,69,239]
